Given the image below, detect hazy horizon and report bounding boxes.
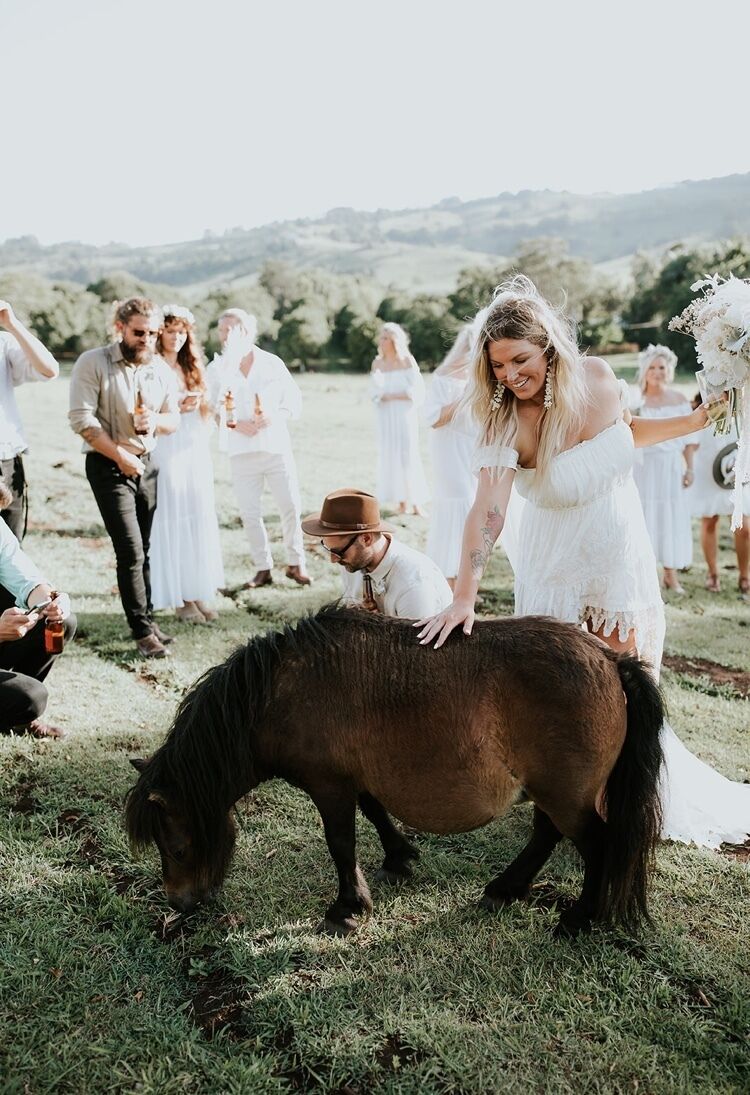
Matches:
[4,0,749,249]
[4,171,745,252]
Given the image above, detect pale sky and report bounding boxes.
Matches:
[3,0,748,247]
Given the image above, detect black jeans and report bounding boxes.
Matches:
[0,584,77,732]
[0,455,27,541]
[85,452,158,639]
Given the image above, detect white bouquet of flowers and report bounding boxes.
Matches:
[669,274,750,529]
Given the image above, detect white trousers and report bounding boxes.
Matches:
[230,450,305,570]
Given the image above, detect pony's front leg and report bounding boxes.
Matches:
[312,788,373,936]
[481,806,562,910]
[358,792,419,884]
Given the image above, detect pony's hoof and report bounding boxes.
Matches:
[553,910,592,939]
[374,866,410,886]
[316,916,358,937]
[479,887,529,912]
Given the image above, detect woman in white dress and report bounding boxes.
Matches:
[687,391,750,597]
[371,323,429,516]
[632,345,699,594]
[423,325,477,585]
[150,306,224,623]
[418,276,750,850]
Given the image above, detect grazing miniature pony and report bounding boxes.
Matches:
[126,606,664,937]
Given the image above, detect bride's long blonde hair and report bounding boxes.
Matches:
[465,275,588,478]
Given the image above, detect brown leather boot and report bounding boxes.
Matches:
[136,633,169,659]
[244,570,273,589]
[285,566,312,586]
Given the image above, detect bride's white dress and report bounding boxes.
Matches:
[476,392,750,849]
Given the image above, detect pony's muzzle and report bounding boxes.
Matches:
[166,889,200,914]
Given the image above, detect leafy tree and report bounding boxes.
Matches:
[378,294,460,367]
[450,238,624,350]
[346,316,381,371]
[622,239,750,367]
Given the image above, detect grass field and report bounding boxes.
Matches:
[1,366,748,1094]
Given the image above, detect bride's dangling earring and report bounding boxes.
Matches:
[544,368,553,410]
[492,381,504,408]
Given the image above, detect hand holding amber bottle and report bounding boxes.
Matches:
[224,389,237,429]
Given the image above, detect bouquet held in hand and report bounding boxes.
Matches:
[669,274,750,528]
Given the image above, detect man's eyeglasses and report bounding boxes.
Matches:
[320,533,360,560]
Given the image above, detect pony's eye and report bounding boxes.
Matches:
[171,847,186,863]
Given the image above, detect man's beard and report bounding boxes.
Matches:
[121,342,153,365]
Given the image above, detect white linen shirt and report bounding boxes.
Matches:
[340,537,453,619]
[0,333,53,460]
[206,347,302,457]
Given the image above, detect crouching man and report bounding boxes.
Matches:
[0,484,76,739]
[302,489,452,617]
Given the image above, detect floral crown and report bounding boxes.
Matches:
[163,304,195,325]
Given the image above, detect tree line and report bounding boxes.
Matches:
[2,236,748,370]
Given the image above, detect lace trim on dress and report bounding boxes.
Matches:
[578,603,664,674]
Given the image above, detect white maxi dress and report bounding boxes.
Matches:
[632,402,696,569]
[371,366,429,507]
[150,393,225,610]
[475,388,750,849]
[423,373,477,578]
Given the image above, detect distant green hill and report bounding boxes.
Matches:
[3,173,749,294]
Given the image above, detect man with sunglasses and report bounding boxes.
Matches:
[302,489,452,618]
[69,298,179,658]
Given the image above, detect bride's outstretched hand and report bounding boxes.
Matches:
[414,599,475,648]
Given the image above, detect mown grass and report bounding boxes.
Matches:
[1,370,748,1094]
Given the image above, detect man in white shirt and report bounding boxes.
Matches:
[0,300,60,540]
[206,308,310,588]
[302,489,452,618]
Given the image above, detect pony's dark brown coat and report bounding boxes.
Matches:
[126,606,664,936]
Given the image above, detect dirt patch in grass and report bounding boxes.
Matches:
[663,653,750,699]
[54,808,143,896]
[375,1032,426,1072]
[189,966,249,1040]
[10,781,40,815]
[720,841,750,863]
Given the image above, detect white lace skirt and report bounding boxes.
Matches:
[513,478,665,670]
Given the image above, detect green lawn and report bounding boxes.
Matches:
[1,370,748,1094]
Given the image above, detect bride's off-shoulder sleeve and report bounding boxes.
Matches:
[471,443,519,477]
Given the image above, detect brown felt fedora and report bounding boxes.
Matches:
[301,489,395,537]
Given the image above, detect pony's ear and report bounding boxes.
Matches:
[148,791,169,809]
[130,757,149,772]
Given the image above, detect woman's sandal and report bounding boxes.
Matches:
[705,573,721,593]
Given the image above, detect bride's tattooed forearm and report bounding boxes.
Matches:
[470,505,503,577]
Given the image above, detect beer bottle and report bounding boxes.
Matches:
[134,389,149,436]
[254,392,263,416]
[224,389,237,429]
[44,591,65,655]
[362,573,377,612]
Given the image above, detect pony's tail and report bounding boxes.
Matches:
[599,653,665,932]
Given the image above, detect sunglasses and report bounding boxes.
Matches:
[129,328,160,339]
[320,533,360,560]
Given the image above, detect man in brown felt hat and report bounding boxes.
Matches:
[302,489,452,618]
